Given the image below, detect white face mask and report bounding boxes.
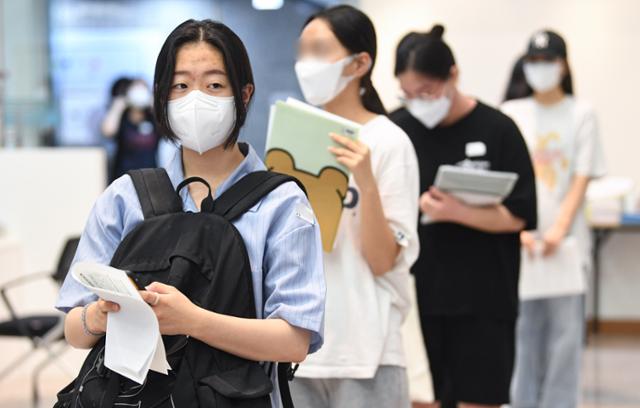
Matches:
[523,61,563,93]
[168,90,236,155]
[295,55,355,106]
[406,94,452,129]
[126,84,152,108]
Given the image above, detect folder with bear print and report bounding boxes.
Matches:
[265,98,361,252]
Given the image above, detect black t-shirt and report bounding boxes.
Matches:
[390,102,537,319]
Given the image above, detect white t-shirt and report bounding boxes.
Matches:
[501,96,606,270]
[296,115,420,379]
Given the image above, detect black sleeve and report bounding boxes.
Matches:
[498,116,537,231]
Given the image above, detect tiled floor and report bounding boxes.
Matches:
[581,334,640,408]
[0,334,638,407]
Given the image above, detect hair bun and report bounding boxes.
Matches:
[429,24,445,39]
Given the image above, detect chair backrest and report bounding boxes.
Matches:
[51,237,81,285]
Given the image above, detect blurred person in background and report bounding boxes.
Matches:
[390,25,537,408]
[502,30,606,408]
[101,77,159,181]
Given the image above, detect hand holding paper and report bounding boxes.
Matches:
[72,262,171,384]
[519,237,586,300]
[140,281,199,336]
[419,186,466,223]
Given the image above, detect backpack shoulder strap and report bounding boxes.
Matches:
[128,168,183,220]
[278,362,299,408]
[213,171,306,222]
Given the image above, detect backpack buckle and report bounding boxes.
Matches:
[287,363,299,381]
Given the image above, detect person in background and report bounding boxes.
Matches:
[289,5,420,408]
[502,30,606,408]
[101,78,159,181]
[389,25,537,408]
[101,77,131,180]
[102,77,132,126]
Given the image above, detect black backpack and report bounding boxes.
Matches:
[55,168,305,408]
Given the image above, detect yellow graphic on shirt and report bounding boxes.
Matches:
[532,132,569,191]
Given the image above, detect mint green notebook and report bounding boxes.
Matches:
[265,98,361,175]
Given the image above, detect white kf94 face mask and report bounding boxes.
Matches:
[126,84,152,108]
[406,95,452,129]
[295,55,355,106]
[523,61,563,93]
[168,90,236,155]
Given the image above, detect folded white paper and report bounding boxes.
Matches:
[72,262,171,384]
[519,237,586,300]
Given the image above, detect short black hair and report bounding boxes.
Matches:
[304,5,386,115]
[110,76,132,99]
[153,19,254,148]
[394,24,455,80]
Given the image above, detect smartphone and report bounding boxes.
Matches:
[125,270,143,290]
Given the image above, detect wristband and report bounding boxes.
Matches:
[81,302,105,337]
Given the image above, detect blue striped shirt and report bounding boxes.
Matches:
[56,143,326,357]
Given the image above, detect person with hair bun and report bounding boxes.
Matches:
[389,25,537,408]
[289,5,420,408]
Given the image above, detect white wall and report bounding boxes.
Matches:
[360,0,640,186]
[359,0,640,319]
[0,0,5,144]
[0,148,105,313]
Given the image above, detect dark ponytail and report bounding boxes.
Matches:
[303,5,386,115]
[359,73,386,115]
[395,24,456,80]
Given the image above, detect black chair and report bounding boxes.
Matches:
[0,237,80,407]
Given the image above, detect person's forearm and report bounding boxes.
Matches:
[64,306,103,349]
[101,99,127,137]
[359,185,401,276]
[553,175,590,232]
[452,204,525,233]
[189,309,310,363]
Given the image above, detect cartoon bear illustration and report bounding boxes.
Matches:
[265,148,349,252]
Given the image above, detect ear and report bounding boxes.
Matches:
[265,149,295,171]
[344,52,372,79]
[449,65,459,83]
[241,84,254,107]
[319,167,350,196]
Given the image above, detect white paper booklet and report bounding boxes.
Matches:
[519,236,586,300]
[72,262,170,384]
[421,165,519,224]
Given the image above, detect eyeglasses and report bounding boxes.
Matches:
[398,81,447,102]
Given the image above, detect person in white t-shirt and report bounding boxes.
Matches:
[288,5,420,408]
[501,30,606,408]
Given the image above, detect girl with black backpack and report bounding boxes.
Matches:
[56,19,326,408]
